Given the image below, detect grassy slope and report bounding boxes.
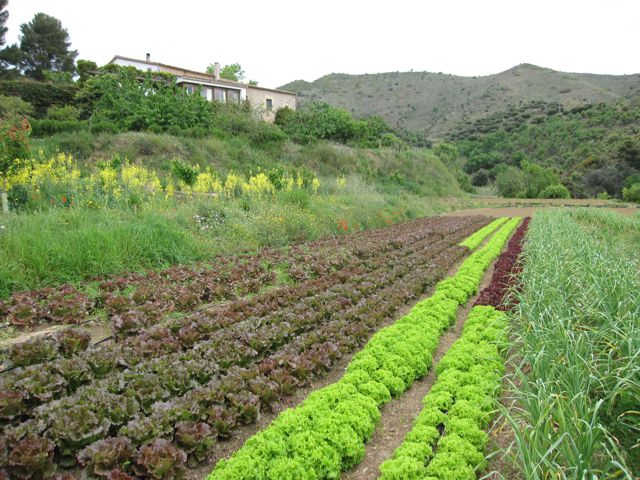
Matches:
[0,132,466,297]
[280,64,640,139]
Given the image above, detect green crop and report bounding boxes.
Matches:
[504,210,638,478]
[208,219,520,480]
[458,217,508,250]
[379,305,507,480]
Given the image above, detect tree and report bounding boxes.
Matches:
[496,166,525,198]
[219,63,245,82]
[0,0,8,47]
[206,62,245,81]
[520,160,561,198]
[76,59,97,85]
[17,13,78,80]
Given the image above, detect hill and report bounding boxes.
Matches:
[280,64,640,139]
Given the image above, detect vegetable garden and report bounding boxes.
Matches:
[1,209,637,480]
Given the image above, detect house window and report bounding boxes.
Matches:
[266,98,273,111]
[227,90,240,104]
[200,87,209,99]
[214,87,226,103]
[185,84,195,95]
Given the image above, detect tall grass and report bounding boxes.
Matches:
[569,208,640,264]
[0,182,466,298]
[504,209,638,478]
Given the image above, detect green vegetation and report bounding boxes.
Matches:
[455,102,640,198]
[379,305,507,480]
[208,219,520,479]
[275,102,402,147]
[0,135,464,297]
[458,217,508,250]
[0,11,77,80]
[506,210,638,477]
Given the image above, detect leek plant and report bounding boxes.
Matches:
[504,209,638,479]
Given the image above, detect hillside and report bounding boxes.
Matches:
[280,64,640,139]
[452,102,640,198]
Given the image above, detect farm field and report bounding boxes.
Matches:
[0,214,500,478]
[1,209,637,480]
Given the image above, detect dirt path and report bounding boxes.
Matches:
[342,259,497,480]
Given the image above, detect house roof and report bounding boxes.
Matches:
[108,55,296,95]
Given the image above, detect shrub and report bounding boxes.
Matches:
[0,80,78,118]
[622,183,640,203]
[0,95,34,118]
[496,166,525,198]
[539,183,571,199]
[471,169,490,187]
[171,158,199,187]
[46,105,80,121]
[30,119,87,137]
[623,173,640,189]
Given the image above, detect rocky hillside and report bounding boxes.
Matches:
[280,64,640,139]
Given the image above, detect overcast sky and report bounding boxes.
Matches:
[5,0,640,88]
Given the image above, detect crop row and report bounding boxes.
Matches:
[504,210,637,477]
[458,217,508,250]
[1,214,469,330]
[2,214,488,370]
[0,216,491,479]
[208,217,521,480]
[378,305,507,480]
[474,217,530,309]
[4,215,479,375]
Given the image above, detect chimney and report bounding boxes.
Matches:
[146,53,150,62]
[213,62,221,80]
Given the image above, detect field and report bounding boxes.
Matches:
[0,209,637,480]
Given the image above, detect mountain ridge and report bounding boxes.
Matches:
[279,63,640,139]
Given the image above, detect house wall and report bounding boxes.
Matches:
[112,57,161,72]
[246,87,296,122]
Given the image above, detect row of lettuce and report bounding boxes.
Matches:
[208,217,520,479]
[379,305,507,480]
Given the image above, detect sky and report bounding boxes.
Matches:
[4,0,640,88]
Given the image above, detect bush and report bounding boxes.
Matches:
[275,102,397,147]
[0,80,78,118]
[521,160,561,198]
[0,95,34,118]
[622,183,640,203]
[496,166,525,198]
[539,184,571,199]
[171,158,198,186]
[471,169,490,187]
[46,105,80,121]
[623,173,640,190]
[30,119,87,137]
